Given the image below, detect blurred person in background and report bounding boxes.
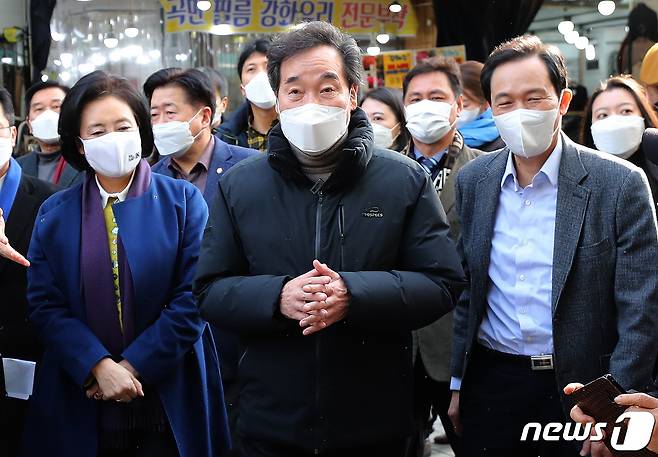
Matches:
[0,86,57,457]
[457,61,504,152]
[18,81,82,187]
[198,66,230,133]
[580,75,658,205]
[360,87,411,153]
[640,43,658,111]
[216,39,278,152]
[146,66,254,453]
[402,56,481,457]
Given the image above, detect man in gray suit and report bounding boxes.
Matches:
[448,35,658,457]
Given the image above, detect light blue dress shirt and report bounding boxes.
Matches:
[412,144,446,163]
[451,141,562,391]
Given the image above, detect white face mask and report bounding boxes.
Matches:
[153,108,203,158]
[494,95,562,158]
[31,109,60,144]
[244,72,277,110]
[591,115,645,159]
[456,107,481,128]
[0,137,13,167]
[280,100,350,155]
[372,122,398,150]
[81,130,142,178]
[405,100,456,145]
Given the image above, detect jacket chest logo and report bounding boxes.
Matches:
[362,206,384,218]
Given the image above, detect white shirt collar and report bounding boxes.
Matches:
[501,134,563,190]
[95,171,135,208]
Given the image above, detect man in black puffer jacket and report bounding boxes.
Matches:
[194,21,464,457]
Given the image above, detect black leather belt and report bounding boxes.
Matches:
[474,343,554,371]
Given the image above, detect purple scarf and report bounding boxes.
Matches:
[81,160,151,355]
[81,161,154,449]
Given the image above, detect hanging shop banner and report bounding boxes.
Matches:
[160,0,418,36]
[414,45,466,64]
[370,45,467,89]
[382,50,413,89]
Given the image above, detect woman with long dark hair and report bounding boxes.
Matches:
[581,75,658,203]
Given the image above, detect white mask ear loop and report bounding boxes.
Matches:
[390,122,401,144]
[189,107,206,140]
[551,90,566,137]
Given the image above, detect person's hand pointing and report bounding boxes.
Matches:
[0,208,30,267]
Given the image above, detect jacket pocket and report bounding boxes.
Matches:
[577,238,611,259]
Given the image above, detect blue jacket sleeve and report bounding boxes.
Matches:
[27,214,110,387]
[121,185,209,384]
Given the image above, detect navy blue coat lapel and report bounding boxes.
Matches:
[35,185,85,319]
[203,139,231,204]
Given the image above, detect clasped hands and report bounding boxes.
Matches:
[86,358,144,403]
[280,260,350,336]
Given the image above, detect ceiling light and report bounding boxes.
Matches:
[367,45,381,56]
[125,26,139,38]
[598,1,615,16]
[557,18,574,35]
[389,1,402,13]
[565,30,579,44]
[575,36,589,50]
[197,0,211,11]
[103,32,119,48]
[586,44,596,61]
[376,33,390,44]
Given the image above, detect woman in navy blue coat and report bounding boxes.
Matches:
[25,71,229,457]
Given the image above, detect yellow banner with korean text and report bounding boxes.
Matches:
[160,0,418,36]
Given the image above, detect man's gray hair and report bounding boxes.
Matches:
[267,21,364,94]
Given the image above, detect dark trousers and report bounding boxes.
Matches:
[97,427,179,457]
[0,397,29,457]
[238,438,407,457]
[460,344,581,457]
[405,358,461,457]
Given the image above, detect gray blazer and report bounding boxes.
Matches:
[452,133,658,409]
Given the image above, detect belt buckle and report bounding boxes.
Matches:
[530,354,554,371]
